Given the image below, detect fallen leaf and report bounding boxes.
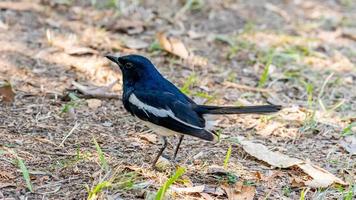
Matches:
[200,193,214,200]
[106,19,144,35]
[239,139,302,168]
[257,122,282,136]
[86,99,102,110]
[72,80,120,99]
[139,133,158,144]
[0,81,15,103]
[0,2,44,12]
[339,135,356,155]
[290,176,306,188]
[234,136,347,188]
[157,32,207,66]
[171,185,205,193]
[222,182,255,200]
[65,46,98,56]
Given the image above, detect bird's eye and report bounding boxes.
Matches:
[125,63,133,69]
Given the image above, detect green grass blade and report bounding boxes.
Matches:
[16,156,33,192]
[258,50,274,88]
[93,137,109,171]
[87,181,112,200]
[224,145,232,169]
[155,167,186,200]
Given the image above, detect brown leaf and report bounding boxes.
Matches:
[157,32,208,67]
[0,81,15,103]
[236,136,347,188]
[0,2,44,12]
[222,182,255,200]
[106,19,144,35]
[65,46,98,56]
[290,176,306,188]
[139,133,158,144]
[200,193,215,200]
[86,99,102,110]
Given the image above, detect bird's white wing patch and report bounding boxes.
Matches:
[129,93,203,130]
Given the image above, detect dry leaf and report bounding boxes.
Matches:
[72,80,120,99]
[290,176,306,188]
[157,32,207,66]
[86,99,102,110]
[0,2,44,12]
[222,182,255,200]
[0,81,15,103]
[257,122,282,136]
[236,136,347,188]
[65,46,98,56]
[106,19,144,35]
[171,185,205,193]
[339,135,356,155]
[139,133,158,144]
[200,193,214,200]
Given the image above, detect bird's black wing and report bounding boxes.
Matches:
[125,90,216,141]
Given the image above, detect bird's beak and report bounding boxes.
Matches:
[105,55,121,65]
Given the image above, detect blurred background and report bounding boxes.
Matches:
[0,0,355,199]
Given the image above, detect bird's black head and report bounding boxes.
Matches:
[106,54,161,85]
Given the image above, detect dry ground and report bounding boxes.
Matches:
[0,0,355,199]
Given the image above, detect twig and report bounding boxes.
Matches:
[59,122,80,147]
[223,81,273,93]
[71,80,120,99]
[318,73,334,112]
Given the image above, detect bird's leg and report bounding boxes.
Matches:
[173,135,184,161]
[151,136,168,168]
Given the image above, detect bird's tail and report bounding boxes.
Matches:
[197,104,282,115]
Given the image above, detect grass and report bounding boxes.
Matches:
[87,181,112,200]
[258,49,275,88]
[223,145,232,169]
[60,92,83,114]
[180,74,197,95]
[10,151,33,192]
[343,184,354,200]
[341,122,356,137]
[180,74,215,102]
[93,137,109,171]
[155,167,186,200]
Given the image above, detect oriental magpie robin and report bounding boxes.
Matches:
[106,54,281,167]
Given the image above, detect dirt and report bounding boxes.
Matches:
[0,0,355,199]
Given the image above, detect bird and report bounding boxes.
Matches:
[106,54,281,168]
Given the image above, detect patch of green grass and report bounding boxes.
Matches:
[87,181,112,200]
[282,186,292,197]
[300,80,314,108]
[258,49,275,88]
[12,153,33,192]
[148,40,162,52]
[343,184,355,200]
[93,137,109,171]
[180,74,197,95]
[299,111,318,134]
[181,0,204,11]
[341,122,355,137]
[223,145,232,169]
[155,167,186,200]
[243,180,256,186]
[61,92,83,113]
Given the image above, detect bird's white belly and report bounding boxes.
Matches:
[143,121,181,136]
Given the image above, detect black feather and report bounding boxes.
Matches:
[196,105,282,115]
